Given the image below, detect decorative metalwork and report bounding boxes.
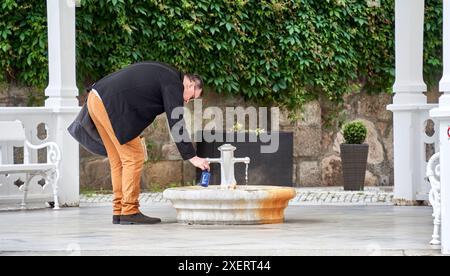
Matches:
[25,140,61,209]
[426,152,441,245]
[14,178,25,189]
[37,178,46,188]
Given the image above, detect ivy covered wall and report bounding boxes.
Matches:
[0,0,443,110]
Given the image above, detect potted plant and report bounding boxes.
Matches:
[340,121,368,191]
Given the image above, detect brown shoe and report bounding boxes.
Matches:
[120,213,161,225]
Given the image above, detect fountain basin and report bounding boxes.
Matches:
[163,185,296,225]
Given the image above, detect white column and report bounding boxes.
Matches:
[440,0,450,97]
[52,108,80,207]
[430,0,450,256]
[45,0,80,206]
[45,0,78,107]
[392,0,427,98]
[388,0,427,202]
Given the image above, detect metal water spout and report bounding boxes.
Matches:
[206,144,250,189]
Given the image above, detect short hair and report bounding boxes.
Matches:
[185,74,203,91]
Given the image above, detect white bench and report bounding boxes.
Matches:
[0,120,61,209]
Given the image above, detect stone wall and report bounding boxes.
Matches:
[1,82,396,190]
[79,113,198,192]
[0,82,32,107]
[128,89,392,190]
[275,91,394,187]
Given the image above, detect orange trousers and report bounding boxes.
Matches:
[87,92,144,215]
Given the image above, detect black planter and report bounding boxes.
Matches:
[340,144,369,191]
[196,131,293,187]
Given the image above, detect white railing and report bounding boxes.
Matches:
[419,107,440,200]
[426,152,441,245]
[388,104,440,202]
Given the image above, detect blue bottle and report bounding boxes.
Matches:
[200,170,210,187]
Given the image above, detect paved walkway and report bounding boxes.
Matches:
[80,186,395,206]
[2,186,440,256]
[0,204,440,256]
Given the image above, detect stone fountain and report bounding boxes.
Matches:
[163,144,296,224]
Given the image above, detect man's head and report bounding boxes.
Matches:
[183,74,203,103]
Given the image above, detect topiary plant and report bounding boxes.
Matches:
[342,121,367,144]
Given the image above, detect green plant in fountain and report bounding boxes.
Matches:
[229,122,244,132]
[342,121,367,144]
[228,122,266,136]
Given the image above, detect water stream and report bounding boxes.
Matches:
[245,163,249,186]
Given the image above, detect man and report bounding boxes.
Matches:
[68,61,210,225]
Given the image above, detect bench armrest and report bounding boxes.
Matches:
[25,140,61,166]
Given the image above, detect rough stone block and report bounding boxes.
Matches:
[183,160,197,185]
[357,93,392,122]
[161,143,182,160]
[321,155,343,186]
[143,114,171,144]
[298,100,321,127]
[80,158,111,190]
[141,160,183,187]
[365,170,379,186]
[297,161,321,187]
[294,127,321,157]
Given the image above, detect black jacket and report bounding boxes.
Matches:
[68,61,196,160]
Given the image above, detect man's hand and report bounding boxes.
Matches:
[189,156,210,171]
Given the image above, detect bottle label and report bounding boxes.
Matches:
[200,171,210,187]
